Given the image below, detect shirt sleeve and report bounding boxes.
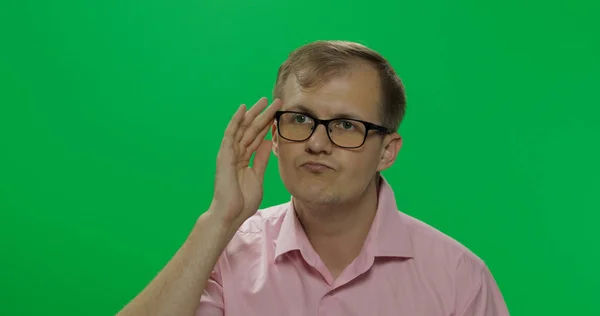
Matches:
[455,255,510,316]
[195,266,224,316]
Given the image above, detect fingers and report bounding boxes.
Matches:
[234,97,269,144]
[222,97,281,171]
[223,104,247,141]
[219,104,246,165]
[252,139,273,181]
[240,98,282,148]
[243,122,273,161]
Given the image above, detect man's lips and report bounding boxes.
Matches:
[301,161,334,172]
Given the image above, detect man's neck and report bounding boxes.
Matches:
[293,177,380,279]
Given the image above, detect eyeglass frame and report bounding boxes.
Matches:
[274,110,393,149]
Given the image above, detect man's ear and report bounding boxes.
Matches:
[271,122,279,158]
[377,133,403,172]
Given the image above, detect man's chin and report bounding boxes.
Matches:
[297,175,331,190]
[281,171,340,202]
[292,185,341,205]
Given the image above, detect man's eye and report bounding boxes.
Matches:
[292,115,310,123]
[337,120,356,130]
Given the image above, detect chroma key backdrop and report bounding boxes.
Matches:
[1,0,598,315]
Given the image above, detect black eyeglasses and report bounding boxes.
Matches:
[274,110,392,149]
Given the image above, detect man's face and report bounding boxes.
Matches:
[272,63,403,206]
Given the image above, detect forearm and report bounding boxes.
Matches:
[117,210,236,316]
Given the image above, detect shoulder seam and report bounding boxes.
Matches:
[236,212,283,234]
[455,253,487,315]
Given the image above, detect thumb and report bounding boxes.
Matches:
[252,139,272,181]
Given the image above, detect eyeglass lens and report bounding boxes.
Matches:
[278,112,367,148]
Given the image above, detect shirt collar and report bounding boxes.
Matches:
[273,196,316,264]
[274,176,414,261]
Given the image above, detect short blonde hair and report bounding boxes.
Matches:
[273,40,407,131]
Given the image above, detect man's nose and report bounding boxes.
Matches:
[305,124,333,154]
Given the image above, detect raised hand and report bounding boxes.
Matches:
[209,97,282,227]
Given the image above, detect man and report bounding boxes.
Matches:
[117,40,510,316]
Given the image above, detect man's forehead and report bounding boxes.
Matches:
[283,103,368,121]
[279,73,382,121]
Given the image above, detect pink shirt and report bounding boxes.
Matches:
[197,177,510,315]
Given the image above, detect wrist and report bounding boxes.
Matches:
[196,208,240,238]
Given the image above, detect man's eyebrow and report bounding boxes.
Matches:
[287,104,364,120]
[287,104,315,116]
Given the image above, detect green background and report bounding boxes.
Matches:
[1,0,598,315]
